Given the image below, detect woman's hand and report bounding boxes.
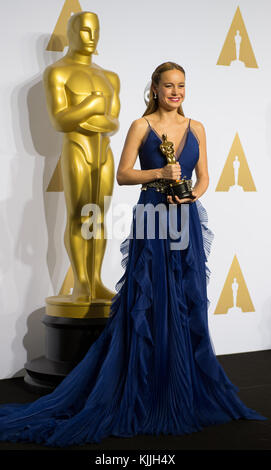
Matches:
[167,189,199,205]
[167,195,192,204]
[190,189,199,202]
[160,162,181,181]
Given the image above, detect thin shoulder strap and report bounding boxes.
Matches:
[188,118,191,130]
[143,117,151,127]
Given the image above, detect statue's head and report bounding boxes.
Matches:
[67,11,99,55]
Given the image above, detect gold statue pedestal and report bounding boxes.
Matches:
[24,296,112,393]
[45,294,112,318]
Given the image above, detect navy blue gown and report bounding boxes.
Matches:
[0,118,266,446]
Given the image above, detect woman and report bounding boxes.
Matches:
[0,62,266,447]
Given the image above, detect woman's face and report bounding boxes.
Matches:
[153,69,185,111]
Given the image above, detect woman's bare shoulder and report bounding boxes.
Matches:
[131,117,150,128]
[189,118,206,144]
[190,118,206,133]
[128,117,150,137]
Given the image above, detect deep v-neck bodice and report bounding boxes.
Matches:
[138,117,200,179]
[146,118,191,161]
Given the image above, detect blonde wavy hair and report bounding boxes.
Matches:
[142,62,185,117]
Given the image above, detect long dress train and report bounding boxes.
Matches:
[0,118,266,446]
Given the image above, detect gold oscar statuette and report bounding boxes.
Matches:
[43,11,120,318]
[159,134,195,202]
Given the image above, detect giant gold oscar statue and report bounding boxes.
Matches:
[44,11,120,319]
[24,12,120,391]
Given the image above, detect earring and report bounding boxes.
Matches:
[154,93,157,99]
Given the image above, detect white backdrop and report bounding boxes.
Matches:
[0,0,271,378]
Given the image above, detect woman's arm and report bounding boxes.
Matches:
[116,119,180,185]
[191,120,209,201]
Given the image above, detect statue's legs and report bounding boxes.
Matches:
[86,142,115,300]
[61,140,92,302]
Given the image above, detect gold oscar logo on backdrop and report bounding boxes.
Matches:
[217,6,258,68]
[46,0,82,52]
[216,132,256,192]
[214,255,255,314]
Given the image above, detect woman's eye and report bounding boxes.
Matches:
[165,84,184,88]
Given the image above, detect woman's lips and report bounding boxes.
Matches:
[168,97,180,101]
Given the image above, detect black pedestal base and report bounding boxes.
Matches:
[24,315,108,394]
